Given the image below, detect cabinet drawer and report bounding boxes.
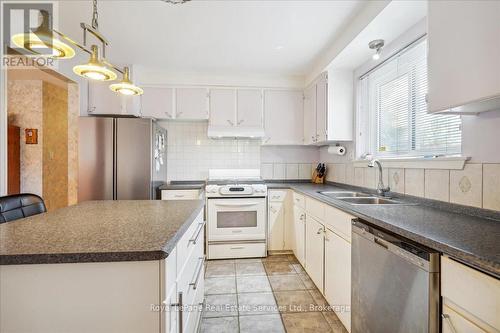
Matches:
[324,205,354,242]
[208,242,266,259]
[305,197,325,221]
[292,192,305,208]
[441,256,500,330]
[268,190,287,202]
[442,304,487,333]
[177,210,204,277]
[162,190,201,201]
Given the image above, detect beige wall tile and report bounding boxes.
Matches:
[425,169,450,202]
[285,164,299,180]
[298,164,312,180]
[273,164,285,180]
[450,164,482,208]
[364,167,376,189]
[405,169,424,197]
[332,164,346,183]
[345,164,354,185]
[354,168,364,187]
[483,164,500,211]
[388,168,405,194]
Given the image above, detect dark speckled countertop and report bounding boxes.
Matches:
[267,182,500,278]
[0,200,205,265]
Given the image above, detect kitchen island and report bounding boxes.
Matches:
[0,200,205,333]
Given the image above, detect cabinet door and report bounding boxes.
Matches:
[88,81,123,115]
[303,84,316,145]
[316,77,328,142]
[442,304,486,333]
[141,87,174,119]
[268,202,284,251]
[325,229,351,331]
[237,89,263,128]
[305,215,324,291]
[263,90,303,145]
[175,88,208,120]
[428,1,500,113]
[293,205,306,266]
[209,88,236,127]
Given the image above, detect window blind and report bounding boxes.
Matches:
[360,39,461,157]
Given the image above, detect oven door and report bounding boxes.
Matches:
[207,197,266,241]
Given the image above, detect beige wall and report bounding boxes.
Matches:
[7,70,79,210]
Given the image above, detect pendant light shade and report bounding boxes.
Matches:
[11,10,75,59]
[73,45,116,81]
[109,67,143,96]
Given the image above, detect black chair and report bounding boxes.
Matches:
[0,193,47,223]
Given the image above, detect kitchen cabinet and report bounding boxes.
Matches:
[141,87,174,119]
[175,88,209,120]
[161,190,202,201]
[441,255,500,332]
[268,202,285,251]
[88,81,140,116]
[315,77,328,142]
[428,1,500,114]
[208,88,236,127]
[208,88,264,137]
[303,83,317,145]
[325,228,351,331]
[237,89,263,128]
[305,215,324,292]
[263,90,304,145]
[292,204,306,266]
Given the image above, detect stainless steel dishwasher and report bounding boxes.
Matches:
[351,219,440,333]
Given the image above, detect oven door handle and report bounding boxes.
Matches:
[214,202,260,207]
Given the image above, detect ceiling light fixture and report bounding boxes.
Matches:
[160,0,191,4]
[109,67,143,95]
[73,45,117,81]
[11,10,75,59]
[369,39,385,60]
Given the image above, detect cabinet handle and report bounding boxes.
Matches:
[189,221,206,244]
[264,137,271,143]
[230,246,244,250]
[170,292,183,333]
[299,214,305,221]
[442,314,457,333]
[174,194,185,198]
[189,256,205,290]
[237,119,244,125]
[227,119,234,126]
[270,207,277,213]
[88,106,96,113]
[316,227,323,235]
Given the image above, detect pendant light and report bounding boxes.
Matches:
[109,67,143,96]
[11,10,75,59]
[73,45,117,81]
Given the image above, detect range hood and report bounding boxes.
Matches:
[207,125,265,138]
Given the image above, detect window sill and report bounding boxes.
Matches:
[353,156,470,170]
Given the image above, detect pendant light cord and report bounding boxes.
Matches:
[91,0,99,29]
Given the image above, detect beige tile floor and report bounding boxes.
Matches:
[200,254,349,333]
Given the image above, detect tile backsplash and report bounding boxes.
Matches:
[326,162,500,211]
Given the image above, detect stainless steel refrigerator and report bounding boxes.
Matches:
[78,116,167,201]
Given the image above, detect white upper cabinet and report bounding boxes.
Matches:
[140,87,174,119]
[175,88,209,120]
[263,90,304,145]
[428,1,500,113]
[237,89,263,128]
[316,77,328,142]
[208,88,264,137]
[88,82,140,116]
[209,88,236,127]
[303,83,317,145]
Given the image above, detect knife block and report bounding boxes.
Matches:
[312,169,325,184]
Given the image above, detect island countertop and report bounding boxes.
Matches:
[0,200,205,265]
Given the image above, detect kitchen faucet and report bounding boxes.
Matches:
[368,159,390,196]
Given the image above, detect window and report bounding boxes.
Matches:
[358,38,461,158]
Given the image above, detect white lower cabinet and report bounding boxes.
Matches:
[442,304,486,333]
[324,229,351,332]
[292,204,306,266]
[305,215,325,292]
[268,202,285,251]
[161,190,202,201]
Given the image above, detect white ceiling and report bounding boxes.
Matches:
[59,0,365,78]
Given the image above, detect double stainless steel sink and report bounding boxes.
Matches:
[318,191,412,205]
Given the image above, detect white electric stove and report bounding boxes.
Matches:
[205,169,268,259]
